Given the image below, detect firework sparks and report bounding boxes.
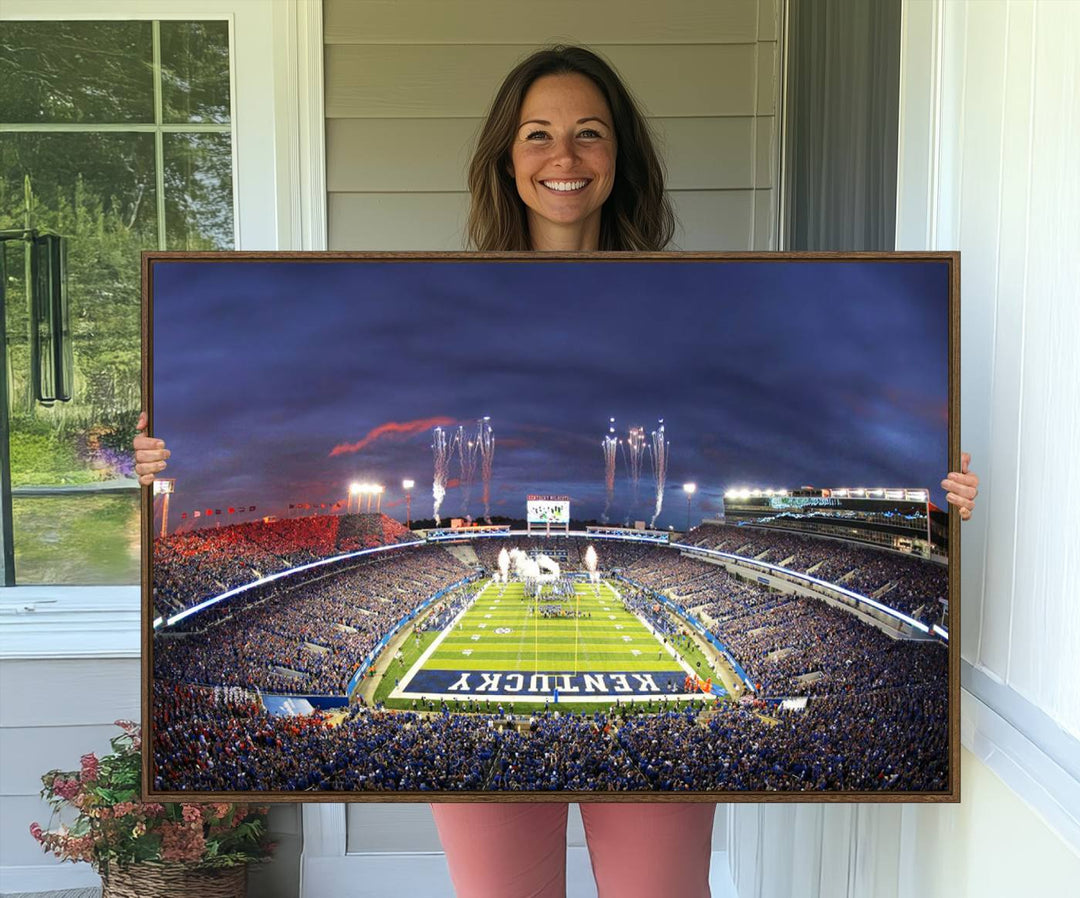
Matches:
[455,426,479,519]
[478,416,495,523]
[602,417,618,523]
[621,425,647,522]
[650,419,669,528]
[431,426,451,525]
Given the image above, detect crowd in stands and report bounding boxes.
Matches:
[153,679,946,793]
[707,597,947,698]
[153,547,470,695]
[153,513,417,618]
[151,528,949,794]
[683,522,947,619]
[609,546,947,700]
[621,553,775,621]
[618,584,680,638]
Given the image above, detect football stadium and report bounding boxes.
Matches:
[151,492,950,795]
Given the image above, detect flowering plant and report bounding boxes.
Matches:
[30,720,273,873]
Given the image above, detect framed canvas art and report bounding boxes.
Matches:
[142,252,959,802]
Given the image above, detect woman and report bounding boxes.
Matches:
[136,45,979,898]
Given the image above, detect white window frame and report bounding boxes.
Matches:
[0,0,326,657]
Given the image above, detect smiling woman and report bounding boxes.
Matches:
[509,73,617,250]
[465,45,674,253]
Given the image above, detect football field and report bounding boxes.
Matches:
[391,579,700,703]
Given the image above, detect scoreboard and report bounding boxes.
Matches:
[527,495,570,525]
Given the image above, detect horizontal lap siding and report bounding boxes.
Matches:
[325,45,760,118]
[324,0,781,252]
[0,658,139,869]
[324,0,761,45]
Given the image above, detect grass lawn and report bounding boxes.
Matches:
[12,493,140,584]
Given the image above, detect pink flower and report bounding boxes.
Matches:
[160,821,206,863]
[181,805,202,824]
[80,753,100,782]
[112,801,137,818]
[63,834,96,863]
[142,803,165,817]
[29,822,44,842]
[52,777,80,801]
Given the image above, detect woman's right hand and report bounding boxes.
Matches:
[133,411,170,486]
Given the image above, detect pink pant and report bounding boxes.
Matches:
[431,802,715,898]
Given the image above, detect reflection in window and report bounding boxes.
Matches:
[164,133,234,251]
[0,20,233,584]
[160,21,232,125]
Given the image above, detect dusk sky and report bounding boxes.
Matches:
[151,259,950,532]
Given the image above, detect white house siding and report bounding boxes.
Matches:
[324,0,781,251]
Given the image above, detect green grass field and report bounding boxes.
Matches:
[427,580,686,674]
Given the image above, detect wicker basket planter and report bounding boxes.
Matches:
[101,862,247,898]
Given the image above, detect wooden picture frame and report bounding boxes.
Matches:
[142,251,959,803]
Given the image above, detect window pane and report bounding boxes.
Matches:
[0,22,154,124]
[12,494,140,585]
[164,133,235,250]
[160,21,232,124]
[2,132,152,584]
[1,132,155,426]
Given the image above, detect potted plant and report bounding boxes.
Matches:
[30,720,273,897]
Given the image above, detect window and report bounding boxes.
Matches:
[1,19,234,584]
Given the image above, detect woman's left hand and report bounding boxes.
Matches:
[941,452,979,521]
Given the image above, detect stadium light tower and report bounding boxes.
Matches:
[349,481,362,514]
[374,484,384,514]
[153,478,176,538]
[683,482,697,532]
[402,479,415,528]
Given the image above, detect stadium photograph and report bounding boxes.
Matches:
[144,253,956,800]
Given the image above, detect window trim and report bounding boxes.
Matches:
[0,0,325,611]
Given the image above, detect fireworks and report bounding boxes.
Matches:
[650,419,669,528]
[455,426,479,518]
[477,416,495,523]
[621,425,647,522]
[602,417,618,523]
[433,417,493,525]
[585,544,599,583]
[431,426,451,525]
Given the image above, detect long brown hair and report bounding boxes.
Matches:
[467,46,675,251]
